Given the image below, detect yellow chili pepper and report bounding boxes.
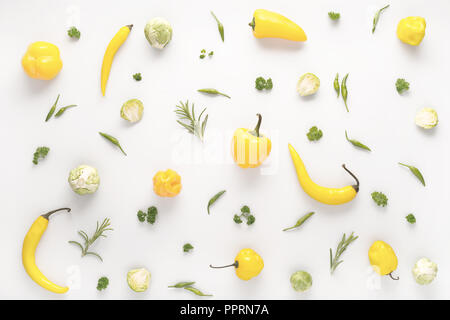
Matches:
[101,24,133,96]
[368,240,399,280]
[21,41,63,80]
[22,208,71,294]
[397,17,426,46]
[288,143,359,205]
[210,248,264,280]
[249,9,307,42]
[153,169,182,197]
[231,114,272,168]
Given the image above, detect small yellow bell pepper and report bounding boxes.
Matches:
[368,240,399,280]
[249,9,307,42]
[153,169,182,197]
[210,248,264,281]
[231,114,271,168]
[397,17,426,46]
[22,41,63,80]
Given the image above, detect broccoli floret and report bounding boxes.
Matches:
[233,214,243,224]
[255,77,266,90]
[328,12,340,20]
[405,214,416,224]
[265,78,273,90]
[147,206,158,224]
[183,243,194,252]
[306,126,323,141]
[33,146,50,165]
[67,26,80,39]
[246,215,256,225]
[371,191,388,207]
[133,73,142,81]
[396,78,410,94]
[137,210,146,222]
[97,277,109,291]
[241,205,250,214]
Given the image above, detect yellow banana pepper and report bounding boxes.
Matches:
[21,41,63,80]
[288,143,359,205]
[249,9,307,41]
[232,114,271,168]
[368,240,399,280]
[153,169,182,197]
[397,17,426,46]
[22,208,71,294]
[210,248,264,281]
[101,24,133,96]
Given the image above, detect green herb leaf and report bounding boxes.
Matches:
[198,88,230,99]
[396,78,410,94]
[398,163,425,186]
[328,12,340,20]
[32,146,50,165]
[283,212,315,232]
[207,190,226,214]
[330,232,358,274]
[174,101,208,142]
[183,243,194,252]
[211,11,224,42]
[55,105,77,117]
[168,281,195,288]
[133,73,142,81]
[45,94,60,122]
[97,277,109,291]
[371,191,388,207]
[99,132,127,156]
[68,26,81,39]
[372,5,389,33]
[345,130,371,151]
[307,126,323,141]
[405,214,416,224]
[137,210,146,222]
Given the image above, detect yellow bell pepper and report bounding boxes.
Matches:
[368,240,399,280]
[397,17,426,46]
[22,208,71,293]
[153,169,182,197]
[249,9,307,41]
[231,114,271,168]
[21,41,63,80]
[210,248,264,281]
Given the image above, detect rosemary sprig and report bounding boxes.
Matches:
[174,100,208,142]
[68,218,113,262]
[330,232,358,274]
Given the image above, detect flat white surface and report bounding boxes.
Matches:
[1,0,449,300]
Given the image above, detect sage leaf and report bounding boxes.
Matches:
[398,163,425,186]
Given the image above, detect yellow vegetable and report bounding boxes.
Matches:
[249,9,307,41]
[368,240,399,280]
[153,169,182,197]
[101,24,133,96]
[22,208,71,293]
[397,17,426,46]
[210,248,264,281]
[288,143,359,205]
[21,41,63,80]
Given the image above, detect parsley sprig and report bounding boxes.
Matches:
[233,205,255,225]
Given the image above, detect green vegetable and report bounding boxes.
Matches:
[199,49,213,59]
[395,78,409,94]
[372,5,389,33]
[297,73,320,96]
[255,77,273,90]
[345,130,371,151]
[306,126,323,141]
[174,101,208,142]
[334,73,340,97]
[127,268,151,292]
[208,51,214,56]
[405,214,416,224]
[45,94,60,122]
[233,205,255,225]
[144,18,172,49]
[341,73,349,112]
[68,165,100,195]
[99,132,127,156]
[198,88,230,99]
[398,163,425,186]
[54,105,77,117]
[133,73,142,81]
[32,146,49,165]
[68,218,113,262]
[328,12,340,20]
[265,78,273,90]
[412,258,437,285]
[147,206,158,224]
[415,108,438,129]
[371,191,388,207]
[168,282,212,296]
[183,243,194,253]
[290,271,312,292]
[330,232,358,274]
[137,210,146,222]
[97,277,109,291]
[168,281,195,288]
[283,212,315,232]
[68,26,80,39]
[121,99,144,123]
[184,287,212,297]
[211,11,224,42]
[207,190,226,214]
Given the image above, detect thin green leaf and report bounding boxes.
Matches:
[345,130,371,151]
[99,132,127,156]
[398,163,425,186]
[55,104,77,117]
[45,94,60,121]
[330,232,358,274]
[211,11,224,42]
[372,5,390,33]
[84,251,103,262]
[207,190,226,214]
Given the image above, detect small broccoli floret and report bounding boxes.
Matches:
[328,12,340,20]
[406,214,416,224]
[147,206,158,224]
[306,126,323,141]
[97,277,109,291]
[183,243,194,252]
[255,77,266,90]
[67,26,80,39]
[396,78,410,94]
[233,214,243,224]
[265,78,273,90]
[246,215,256,225]
[137,210,146,222]
[133,73,142,81]
[371,191,388,207]
[241,205,250,214]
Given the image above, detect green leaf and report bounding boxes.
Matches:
[372,5,390,33]
[405,214,416,224]
[398,163,425,186]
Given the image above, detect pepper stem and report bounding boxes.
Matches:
[388,272,399,280]
[342,164,360,192]
[249,114,262,138]
[209,261,238,269]
[126,24,133,30]
[248,18,255,30]
[41,207,71,220]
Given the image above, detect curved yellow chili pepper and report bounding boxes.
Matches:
[288,143,359,205]
[210,248,264,281]
[249,9,307,41]
[101,24,133,96]
[22,208,71,294]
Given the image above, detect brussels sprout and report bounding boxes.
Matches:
[68,165,100,195]
[290,270,312,292]
[127,268,151,292]
[415,108,438,129]
[144,18,173,49]
[120,99,144,123]
[412,257,437,285]
[296,73,320,96]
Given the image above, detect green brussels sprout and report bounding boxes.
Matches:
[144,18,173,49]
[412,257,437,285]
[127,268,151,292]
[290,270,312,292]
[296,73,320,96]
[415,107,438,129]
[120,99,144,123]
[68,165,100,195]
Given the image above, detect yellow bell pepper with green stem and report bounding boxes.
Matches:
[397,17,426,46]
[249,9,307,41]
[22,41,63,80]
[210,248,264,280]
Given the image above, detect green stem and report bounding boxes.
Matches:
[248,18,255,30]
[41,207,71,220]
[209,261,238,269]
[342,164,359,192]
[249,114,262,137]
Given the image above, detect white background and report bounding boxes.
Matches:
[0,0,449,300]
